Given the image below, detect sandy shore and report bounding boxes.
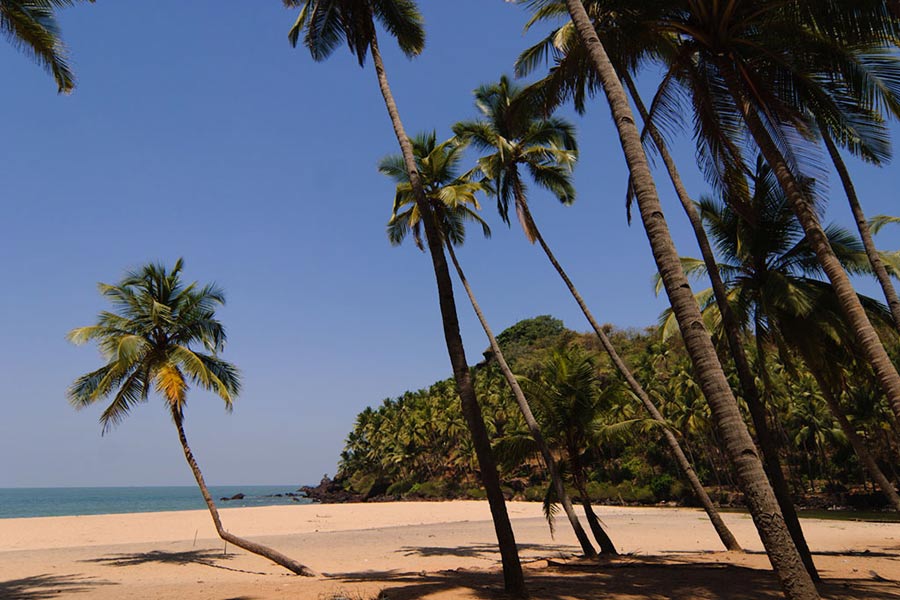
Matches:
[1,501,898,599]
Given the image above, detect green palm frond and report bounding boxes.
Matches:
[454,75,579,232]
[869,214,900,235]
[1,0,94,93]
[68,260,241,432]
[285,0,424,66]
[381,131,491,250]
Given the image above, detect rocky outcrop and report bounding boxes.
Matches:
[299,476,364,504]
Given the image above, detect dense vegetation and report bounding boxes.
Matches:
[338,316,900,509]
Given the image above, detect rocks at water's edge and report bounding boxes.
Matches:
[299,475,367,504]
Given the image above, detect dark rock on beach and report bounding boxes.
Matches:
[298,476,364,504]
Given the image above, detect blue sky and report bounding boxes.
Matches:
[1,1,898,487]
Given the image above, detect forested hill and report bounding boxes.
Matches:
[325,316,897,508]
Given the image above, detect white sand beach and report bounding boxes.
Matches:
[1,501,899,599]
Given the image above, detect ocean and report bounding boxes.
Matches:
[0,485,313,519]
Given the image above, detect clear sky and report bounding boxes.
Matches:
[1,1,898,488]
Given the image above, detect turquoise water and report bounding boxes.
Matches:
[0,486,312,519]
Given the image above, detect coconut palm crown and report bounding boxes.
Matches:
[380,131,491,250]
[284,0,424,66]
[453,75,577,242]
[67,259,240,431]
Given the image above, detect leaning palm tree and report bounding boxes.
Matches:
[516,14,816,575]
[594,0,900,434]
[455,76,739,552]
[67,260,316,576]
[381,131,600,557]
[514,2,817,597]
[2,0,92,92]
[661,160,900,510]
[284,2,524,592]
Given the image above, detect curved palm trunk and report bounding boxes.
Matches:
[516,194,740,552]
[368,33,525,596]
[568,456,617,555]
[580,493,616,553]
[717,61,900,437]
[624,73,815,574]
[803,366,900,511]
[563,2,817,598]
[446,243,599,557]
[821,130,900,333]
[173,413,316,576]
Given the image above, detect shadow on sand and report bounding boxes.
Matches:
[335,554,900,600]
[81,548,269,575]
[398,542,577,560]
[0,574,117,599]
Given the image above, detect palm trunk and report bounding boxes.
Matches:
[368,33,525,596]
[821,129,900,333]
[570,456,617,554]
[516,193,741,552]
[623,72,814,573]
[579,490,616,554]
[563,2,817,598]
[173,413,316,576]
[804,367,900,511]
[717,60,900,436]
[446,243,598,557]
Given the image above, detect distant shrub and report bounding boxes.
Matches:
[523,485,545,502]
[464,487,487,500]
[618,483,655,504]
[347,472,377,496]
[650,474,676,501]
[409,480,446,499]
[585,481,616,502]
[386,480,414,497]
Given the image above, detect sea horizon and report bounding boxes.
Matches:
[0,485,314,519]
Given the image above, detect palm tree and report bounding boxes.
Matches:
[67,260,316,576]
[284,2,524,592]
[604,0,900,433]
[514,2,817,598]
[516,16,817,574]
[521,346,620,553]
[821,131,900,333]
[2,0,92,93]
[380,131,599,557]
[455,76,739,552]
[667,159,900,510]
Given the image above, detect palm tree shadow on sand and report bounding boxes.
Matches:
[81,548,269,575]
[0,574,117,600]
[398,542,578,560]
[335,556,900,600]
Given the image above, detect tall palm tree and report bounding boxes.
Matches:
[821,130,900,333]
[608,0,900,433]
[516,17,818,574]
[67,260,316,576]
[514,2,817,598]
[380,131,600,557]
[284,2,524,592]
[2,0,92,92]
[455,76,739,552]
[666,161,900,510]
